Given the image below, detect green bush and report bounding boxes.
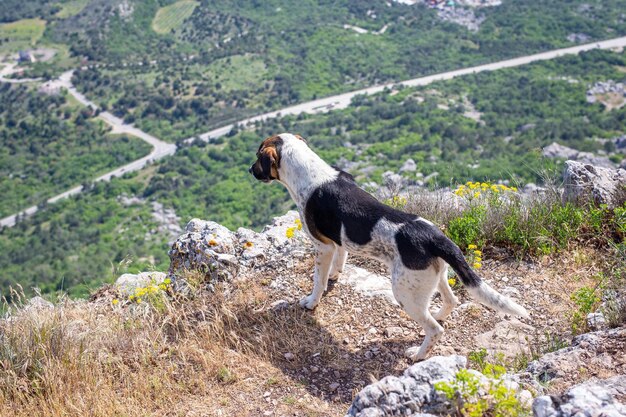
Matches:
[448,205,487,249]
[434,364,529,417]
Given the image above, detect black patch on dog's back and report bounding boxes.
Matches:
[304,172,415,246]
[395,221,440,270]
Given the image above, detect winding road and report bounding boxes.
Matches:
[2,35,626,228]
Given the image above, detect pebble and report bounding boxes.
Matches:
[329,382,340,391]
[385,326,404,337]
[284,352,295,361]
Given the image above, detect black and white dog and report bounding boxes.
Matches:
[249,133,529,361]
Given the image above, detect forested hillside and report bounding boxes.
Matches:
[1,48,625,298]
[0,84,151,217]
[66,0,626,140]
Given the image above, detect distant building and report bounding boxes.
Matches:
[18,50,36,63]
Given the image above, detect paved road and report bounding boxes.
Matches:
[0,70,176,228]
[0,63,41,83]
[3,35,626,228]
[192,36,626,143]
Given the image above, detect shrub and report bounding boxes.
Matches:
[434,364,529,417]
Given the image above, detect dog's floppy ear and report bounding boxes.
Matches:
[260,147,279,180]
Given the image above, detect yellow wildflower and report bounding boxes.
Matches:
[473,262,482,269]
[473,250,482,256]
[448,278,456,286]
[112,299,119,306]
[473,191,480,198]
[295,219,303,230]
[475,256,482,263]
[136,297,142,303]
[285,227,295,239]
[468,244,477,250]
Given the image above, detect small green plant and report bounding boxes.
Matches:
[434,363,529,417]
[448,206,487,249]
[468,348,488,372]
[216,366,236,384]
[384,195,408,209]
[570,285,601,334]
[283,396,297,405]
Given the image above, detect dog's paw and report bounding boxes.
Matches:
[404,346,426,362]
[299,295,319,310]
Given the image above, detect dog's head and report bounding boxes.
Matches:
[249,134,307,183]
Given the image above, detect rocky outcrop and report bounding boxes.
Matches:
[167,211,311,285]
[562,160,626,208]
[345,355,466,417]
[533,375,626,417]
[543,143,579,160]
[346,355,534,417]
[526,327,626,385]
[543,143,614,168]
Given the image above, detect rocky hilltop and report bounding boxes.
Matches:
[1,160,625,416]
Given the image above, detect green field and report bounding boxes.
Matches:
[0,18,46,54]
[205,54,268,92]
[152,0,199,35]
[55,0,89,19]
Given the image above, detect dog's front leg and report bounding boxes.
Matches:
[328,246,347,282]
[300,243,335,310]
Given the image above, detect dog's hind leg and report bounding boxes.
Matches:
[392,264,444,362]
[300,243,335,310]
[433,262,460,322]
[329,246,347,282]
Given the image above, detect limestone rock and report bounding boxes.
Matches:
[346,355,533,417]
[168,219,239,284]
[586,312,607,331]
[533,375,626,417]
[346,356,466,417]
[167,211,311,286]
[527,327,625,384]
[25,296,54,310]
[340,264,397,305]
[400,158,417,172]
[473,319,536,359]
[562,160,626,208]
[260,211,302,248]
[115,271,167,296]
[543,143,579,160]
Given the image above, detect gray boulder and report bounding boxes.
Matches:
[167,211,311,286]
[168,219,240,284]
[543,143,579,160]
[346,355,533,416]
[115,271,167,296]
[533,375,626,417]
[346,355,466,417]
[562,160,626,208]
[400,159,417,173]
[527,327,625,385]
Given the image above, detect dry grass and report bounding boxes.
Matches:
[0,278,349,416]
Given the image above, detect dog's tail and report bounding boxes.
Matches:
[430,234,529,319]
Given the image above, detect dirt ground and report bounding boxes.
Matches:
[190,246,622,416]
